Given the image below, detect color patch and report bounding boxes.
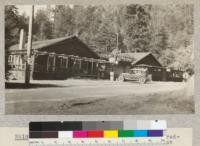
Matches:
[87,130,103,138]
[134,130,148,137]
[58,131,73,138]
[104,130,118,138]
[137,121,151,129]
[29,122,82,131]
[150,120,167,130]
[41,132,58,138]
[148,130,163,137]
[118,130,133,137]
[29,132,42,138]
[73,131,87,138]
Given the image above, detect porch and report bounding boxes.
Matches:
[7,50,110,80]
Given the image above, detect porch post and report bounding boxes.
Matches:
[53,53,56,72]
[46,54,50,72]
[60,56,63,67]
[91,59,94,74]
[66,57,68,68]
[16,55,20,69]
[20,55,23,69]
[13,55,16,66]
[79,59,82,69]
[86,59,89,74]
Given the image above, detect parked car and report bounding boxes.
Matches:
[118,68,152,83]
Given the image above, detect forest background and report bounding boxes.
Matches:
[5,4,194,73]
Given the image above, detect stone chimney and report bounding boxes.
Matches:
[18,29,26,50]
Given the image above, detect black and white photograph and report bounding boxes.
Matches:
[5,4,194,114]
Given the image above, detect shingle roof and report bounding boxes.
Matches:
[117,52,151,64]
[100,52,162,66]
[9,35,100,59]
[9,36,75,50]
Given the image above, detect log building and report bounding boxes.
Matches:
[102,52,183,81]
[7,35,183,81]
[7,36,109,80]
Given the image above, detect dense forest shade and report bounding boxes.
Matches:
[5,4,194,73]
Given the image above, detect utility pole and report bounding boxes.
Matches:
[116,32,119,50]
[25,5,34,85]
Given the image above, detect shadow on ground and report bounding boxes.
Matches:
[5,90,194,115]
[5,82,67,89]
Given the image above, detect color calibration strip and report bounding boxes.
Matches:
[29,130,163,139]
[29,129,192,146]
[29,121,165,139]
[29,121,166,131]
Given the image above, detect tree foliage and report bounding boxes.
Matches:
[5,4,194,72]
[5,6,28,78]
[53,5,75,37]
[33,9,53,40]
[5,6,26,48]
[122,5,152,52]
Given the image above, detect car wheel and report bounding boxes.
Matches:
[119,75,125,82]
[139,77,146,84]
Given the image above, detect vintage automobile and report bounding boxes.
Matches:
[118,68,152,83]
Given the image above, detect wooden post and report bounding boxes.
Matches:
[86,60,89,73]
[53,54,56,72]
[25,5,34,85]
[46,54,50,72]
[66,57,68,68]
[79,59,82,69]
[13,55,16,66]
[58,56,61,67]
[91,60,93,74]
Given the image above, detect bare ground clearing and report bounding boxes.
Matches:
[5,78,194,114]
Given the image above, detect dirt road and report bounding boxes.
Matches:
[5,79,194,114]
